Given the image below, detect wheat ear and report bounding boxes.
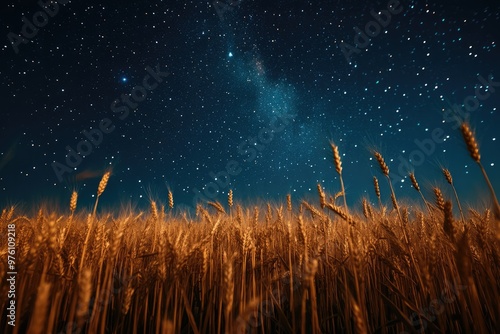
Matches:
[373,176,383,213]
[168,190,174,210]
[70,190,78,214]
[92,171,111,216]
[228,189,233,222]
[409,172,432,215]
[460,122,500,219]
[374,151,425,290]
[433,187,445,211]
[330,142,348,213]
[373,151,402,223]
[442,168,465,223]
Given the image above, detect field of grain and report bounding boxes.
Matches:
[1,123,499,334]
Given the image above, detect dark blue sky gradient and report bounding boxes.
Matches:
[1,0,499,213]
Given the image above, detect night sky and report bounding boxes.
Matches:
[1,0,499,213]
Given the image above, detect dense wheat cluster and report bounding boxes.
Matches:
[1,123,499,334]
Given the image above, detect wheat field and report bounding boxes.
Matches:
[1,122,499,334]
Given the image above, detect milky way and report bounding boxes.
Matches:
[1,0,499,212]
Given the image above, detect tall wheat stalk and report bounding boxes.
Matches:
[92,171,111,216]
[330,142,348,213]
[409,172,432,215]
[442,168,465,223]
[373,150,425,292]
[460,122,500,219]
[373,151,402,222]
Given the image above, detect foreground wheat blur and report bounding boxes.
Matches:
[1,123,499,334]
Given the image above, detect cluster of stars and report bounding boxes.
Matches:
[0,1,498,210]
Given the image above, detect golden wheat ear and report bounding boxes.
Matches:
[460,122,500,220]
[409,172,432,215]
[372,150,402,222]
[330,142,348,213]
[441,168,465,223]
[92,171,111,216]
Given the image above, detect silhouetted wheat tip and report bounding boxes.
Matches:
[442,168,453,184]
[373,176,381,199]
[97,171,111,197]
[330,142,342,174]
[460,123,480,163]
[409,173,420,192]
[433,187,445,210]
[70,191,78,213]
[287,194,292,212]
[373,151,389,176]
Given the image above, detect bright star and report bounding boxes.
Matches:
[228,52,233,58]
[121,77,128,83]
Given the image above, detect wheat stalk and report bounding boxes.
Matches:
[409,172,432,215]
[460,122,500,219]
[223,251,234,333]
[373,150,402,223]
[76,268,92,327]
[27,279,51,334]
[207,201,226,214]
[442,168,465,223]
[93,171,111,216]
[330,141,348,212]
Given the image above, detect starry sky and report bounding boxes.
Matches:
[1,0,499,213]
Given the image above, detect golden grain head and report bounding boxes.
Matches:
[373,151,389,176]
[409,173,420,192]
[168,190,174,209]
[70,191,78,212]
[287,194,292,212]
[228,189,233,208]
[330,142,342,174]
[433,187,445,210]
[317,183,326,208]
[460,122,481,163]
[442,168,453,184]
[150,200,159,220]
[373,176,381,198]
[97,171,111,197]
